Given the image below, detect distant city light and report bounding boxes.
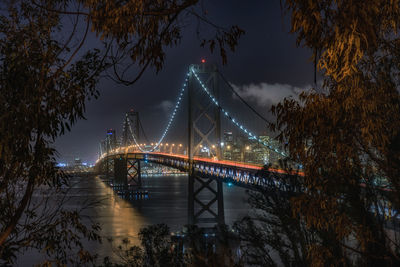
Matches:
[201,58,206,63]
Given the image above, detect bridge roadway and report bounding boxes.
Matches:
[100,151,303,190]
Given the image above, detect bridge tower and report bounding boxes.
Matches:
[121,109,140,147]
[116,109,142,188]
[187,63,224,226]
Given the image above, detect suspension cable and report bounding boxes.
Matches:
[217,70,272,125]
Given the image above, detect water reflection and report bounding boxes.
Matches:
[94,176,148,241]
[17,174,249,265]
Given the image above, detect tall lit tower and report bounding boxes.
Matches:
[121,109,140,147]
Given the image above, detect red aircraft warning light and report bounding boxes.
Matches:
[201,58,206,63]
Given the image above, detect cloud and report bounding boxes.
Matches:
[156,100,174,113]
[231,82,311,107]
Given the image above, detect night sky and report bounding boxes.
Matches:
[55,0,314,164]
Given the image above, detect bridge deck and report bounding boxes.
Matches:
[98,151,304,189]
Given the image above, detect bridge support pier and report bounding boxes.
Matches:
[105,158,114,179]
[114,157,127,187]
[114,156,142,188]
[127,158,142,187]
[188,173,224,225]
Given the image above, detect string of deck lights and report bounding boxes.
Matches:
[127,70,191,153]
[190,66,286,157]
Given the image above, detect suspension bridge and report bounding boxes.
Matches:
[94,62,302,226]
